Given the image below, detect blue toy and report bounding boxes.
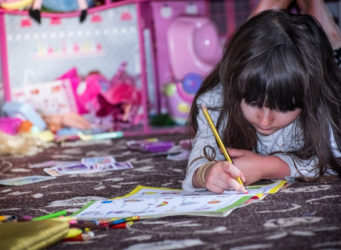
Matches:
[29,0,94,23]
[3,102,46,131]
[42,0,94,12]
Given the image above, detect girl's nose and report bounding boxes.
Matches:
[257,107,273,127]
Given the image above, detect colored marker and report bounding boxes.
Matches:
[109,221,133,229]
[69,221,109,230]
[110,216,140,225]
[32,210,67,221]
[0,215,17,222]
[77,219,99,225]
[63,231,94,242]
[77,131,123,141]
[65,228,83,239]
[18,215,33,221]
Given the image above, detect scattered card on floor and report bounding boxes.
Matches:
[29,161,77,168]
[44,163,94,176]
[81,156,116,167]
[0,176,56,186]
[99,161,134,171]
[44,161,134,176]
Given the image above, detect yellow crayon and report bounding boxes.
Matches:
[201,104,246,189]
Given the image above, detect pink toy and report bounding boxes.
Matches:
[77,73,102,114]
[97,62,142,128]
[163,72,202,125]
[0,117,22,135]
[3,101,47,130]
[102,82,141,106]
[167,16,222,80]
[58,68,85,114]
[60,69,112,114]
[163,81,194,125]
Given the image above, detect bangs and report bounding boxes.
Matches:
[236,46,304,111]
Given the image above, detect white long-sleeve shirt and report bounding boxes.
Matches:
[182,84,339,191]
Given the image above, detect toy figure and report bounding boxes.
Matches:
[0,0,34,10]
[44,112,91,133]
[29,0,93,23]
[96,62,142,128]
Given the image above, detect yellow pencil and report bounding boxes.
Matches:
[201,104,245,188]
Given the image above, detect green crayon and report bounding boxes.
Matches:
[33,210,67,221]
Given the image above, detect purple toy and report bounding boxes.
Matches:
[127,138,174,153]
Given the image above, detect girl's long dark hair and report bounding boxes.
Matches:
[188,10,341,178]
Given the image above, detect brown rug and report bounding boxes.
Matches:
[0,133,340,249]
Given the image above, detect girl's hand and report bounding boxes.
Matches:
[197,161,246,193]
[227,148,290,185]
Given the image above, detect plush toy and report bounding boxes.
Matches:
[98,83,141,125]
[76,71,111,114]
[0,0,34,10]
[55,64,142,130]
[0,131,48,156]
[96,62,142,128]
[29,0,93,23]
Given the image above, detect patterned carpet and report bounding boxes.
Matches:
[0,133,340,250]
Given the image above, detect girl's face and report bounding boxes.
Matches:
[240,100,301,136]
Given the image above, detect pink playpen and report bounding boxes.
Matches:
[0,0,257,136]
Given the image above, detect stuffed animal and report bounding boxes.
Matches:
[0,131,48,156]
[0,0,34,10]
[96,62,142,128]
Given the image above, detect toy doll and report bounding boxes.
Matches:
[29,0,93,23]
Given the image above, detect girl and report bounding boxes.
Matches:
[182,10,341,193]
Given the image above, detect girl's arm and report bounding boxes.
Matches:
[184,120,250,193]
[182,86,226,191]
[231,124,341,182]
[228,149,291,185]
[182,108,223,191]
[274,125,340,179]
